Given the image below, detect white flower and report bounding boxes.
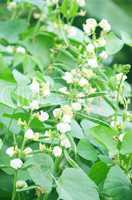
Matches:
[16,47,26,54]
[39,143,46,152]
[62,72,73,84]
[59,87,69,94]
[38,111,49,122]
[86,44,95,53]
[6,146,15,157]
[67,26,77,37]
[77,0,85,7]
[60,136,71,148]
[57,122,71,133]
[10,158,23,170]
[99,51,108,60]
[41,83,50,96]
[118,133,125,142]
[79,77,88,87]
[61,105,73,119]
[33,132,40,141]
[7,2,17,10]
[6,46,14,53]
[23,147,33,155]
[83,18,97,35]
[25,129,34,140]
[116,73,127,82]
[82,68,94,79]
[71,102,82,111]
[53,108,62,119]
[71,69,77,75]
[77,92,85,98]
[86,18,97,29]
[62,114,72,123]
[53,146,62,157]
[30,78,40,95]
[99,19,111,32]
[83,24,91,35]
[29,100,39,110]
[33,13,41,19]
[16,180,27,189]
[88,58,98,68]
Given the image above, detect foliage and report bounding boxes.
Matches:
[0,0,132,200]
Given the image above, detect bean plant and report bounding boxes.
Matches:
[0,0,132,200]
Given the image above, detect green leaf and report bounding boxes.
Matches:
[55,49,77,70]
[25,153,54,192]
[91,125,118,156]
[71,119,84,139]
[61,0,78,19]
[105,32,124,55]
[78,112,110,127]
[0,170,13,200]
[0,139,3,150]
[103,165,132,200]
[120,31,132,46]
[0,19,28,42]
[77,139,98,162]
[120,131,132,154]
[40,94,68,107]
[81,119,96,138]
[23,34,54,70]
[89,161,109,185]
[57,168,100,200]
[0,80,16,108]
[0,56,16,83]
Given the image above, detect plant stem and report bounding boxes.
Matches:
[11,171,17,200]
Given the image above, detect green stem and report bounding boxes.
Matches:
[11,171,17,200]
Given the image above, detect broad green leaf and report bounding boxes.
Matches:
[40,94,68,107]
[71,119,84,139]
[105,32,124,55]
[0,19,28,42]
[57,168,100,200]
[89,161,109,185]
[77,139,98,162]
[28,165,52,192]
[120,31,132,46]
[13,70,30,85]
[120,131,132,154]
[54,49,77,70]
[92,100,114,117]
[0,104,20,134]
[23,34,54,70]
[91,125,118,156]
[0,80,16,108]
[0,56,16,83]
[81,119,96,137]
[0,170,13,200]
[25,153,54,192]
[103,165,132,200]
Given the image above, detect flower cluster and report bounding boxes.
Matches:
[83,18,111,36]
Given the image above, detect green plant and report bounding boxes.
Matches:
[0,1,132,200]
